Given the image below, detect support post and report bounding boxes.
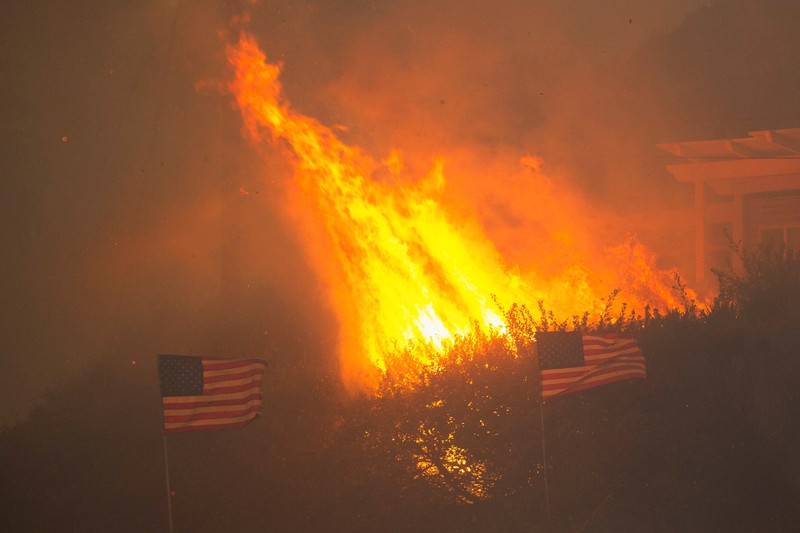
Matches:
[694,178,706,285]
[157,355,174,533]
[162,434,174,533]
[540,395,551,522]
[532,339,551,522]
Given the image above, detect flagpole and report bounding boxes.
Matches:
[157,355,174,533]
[533,340,551,522]
[162,433,174,533]
[539,393,551,521]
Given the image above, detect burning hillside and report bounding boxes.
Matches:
[226,32,693,390]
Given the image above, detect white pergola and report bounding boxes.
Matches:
[658,128,800,284]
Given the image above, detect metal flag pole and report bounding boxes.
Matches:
[539,391,551,521]
[162,433,174,533]
[157,355,174,533]
[533,340,552,522]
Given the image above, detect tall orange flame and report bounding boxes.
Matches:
[227,33,691,389]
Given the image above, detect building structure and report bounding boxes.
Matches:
[658,128,800,285]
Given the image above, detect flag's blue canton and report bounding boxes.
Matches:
[536,331,585,370]
[159,355,204,397]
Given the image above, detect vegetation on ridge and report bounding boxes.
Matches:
[3,246,800,531]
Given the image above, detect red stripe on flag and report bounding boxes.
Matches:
[203,382,263,395]
[163,404,262,424]
[203,359,266,371]
[164,417,259,434]
[162,392,263,411]
[203,367,265,384]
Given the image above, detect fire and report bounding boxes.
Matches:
[226,33,693,389]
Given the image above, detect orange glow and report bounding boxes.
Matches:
[227,33,695,390]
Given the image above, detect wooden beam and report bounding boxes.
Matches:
[666,158,800,182]
[765,131,800,155]
[727,140,757,158]
[656,141,709,160]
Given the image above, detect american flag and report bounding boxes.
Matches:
[158,355,268,434]
[536,332,646,400]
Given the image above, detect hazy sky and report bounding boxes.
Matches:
[2,0,798,424]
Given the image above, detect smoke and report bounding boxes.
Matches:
[0,0,336,424]
[232,0,707,286]
[233,1,705,291]
[3,0,799,420]
[243,1,698,189]
[238,0,800,280]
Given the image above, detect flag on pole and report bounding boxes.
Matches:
[536,332,646,400]
[158,355,268,434]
